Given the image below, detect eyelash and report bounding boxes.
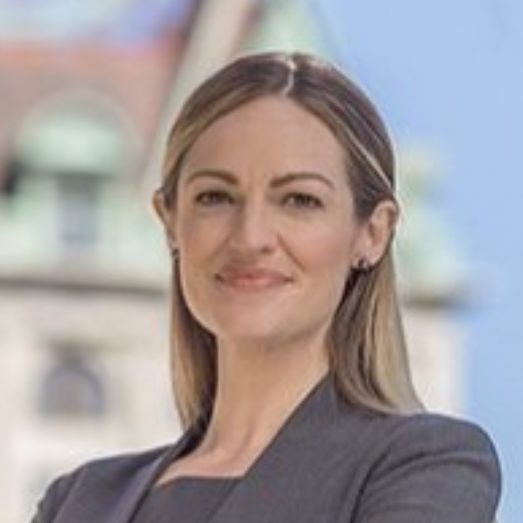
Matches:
[194,190,233,206]
[193,190,324,210]
[283,192,324,209]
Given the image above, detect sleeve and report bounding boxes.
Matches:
[30,469,79,523]
[352,415,502,523]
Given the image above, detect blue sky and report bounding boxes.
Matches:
[308,1,522,520]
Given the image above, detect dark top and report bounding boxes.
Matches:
[32,372,502,523]
[131,477,241,523]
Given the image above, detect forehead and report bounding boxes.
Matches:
[181,96,347,182]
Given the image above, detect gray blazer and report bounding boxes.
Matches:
[32,373,501,523]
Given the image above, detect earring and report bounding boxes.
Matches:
[354,257,371,272]
[170,247,179,260]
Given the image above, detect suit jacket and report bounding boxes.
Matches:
[32,373,501,523]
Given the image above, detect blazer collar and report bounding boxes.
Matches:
[206,371,344,523]
[105,428,197,523]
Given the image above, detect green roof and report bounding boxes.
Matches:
[15,110,129,177]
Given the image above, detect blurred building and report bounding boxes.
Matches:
[0,2,195,521]
[0,1,467,522]
[396,149,469,418]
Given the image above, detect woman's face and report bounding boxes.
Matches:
[159,96,379,348]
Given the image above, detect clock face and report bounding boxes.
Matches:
[0,0,191,42]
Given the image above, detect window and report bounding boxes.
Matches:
[56,175,100,251]
[38,348,106,418]
[1,157,21,198]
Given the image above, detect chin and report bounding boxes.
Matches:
[211,319,291,346]
[217,320,320,350]
[218,326,283,344]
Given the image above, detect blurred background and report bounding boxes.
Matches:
[0,0,519,521]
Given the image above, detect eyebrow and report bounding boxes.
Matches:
[184,169,335,190]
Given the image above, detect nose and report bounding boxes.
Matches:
[227,199,278,256]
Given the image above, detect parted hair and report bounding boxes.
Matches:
[155,51,422,430]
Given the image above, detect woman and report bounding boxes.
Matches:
[32,52,501,523]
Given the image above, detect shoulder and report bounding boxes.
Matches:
[373,410,500,461]
[31,444,172,523]
[370,410,502,493]
[347,410,502,523]
[333,397,500,466]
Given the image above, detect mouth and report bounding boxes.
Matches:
[215,268,292,291]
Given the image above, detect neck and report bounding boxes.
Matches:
[196,334,329,460]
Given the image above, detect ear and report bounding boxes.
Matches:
[354,200,398,266]
[152,188,177,251]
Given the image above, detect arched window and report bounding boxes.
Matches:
[38,346,106,418]
[11,94,136,254]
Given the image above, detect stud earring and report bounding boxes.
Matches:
[354,257,371,272]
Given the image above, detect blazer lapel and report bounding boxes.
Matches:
[106,429,198,523]
[207,372,345,523]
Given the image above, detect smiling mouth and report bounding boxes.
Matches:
[215,272,292,291]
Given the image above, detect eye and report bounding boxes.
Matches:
[283,192,324,209]
[194,190,234,206]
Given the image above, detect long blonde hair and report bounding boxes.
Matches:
[156,52,422,430]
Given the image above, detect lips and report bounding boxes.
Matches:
[216,267,292,290]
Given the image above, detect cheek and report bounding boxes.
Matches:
[290,221,356,275]
[292,221,357,313]
[177,212,229,258]
[175,214,229,318]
